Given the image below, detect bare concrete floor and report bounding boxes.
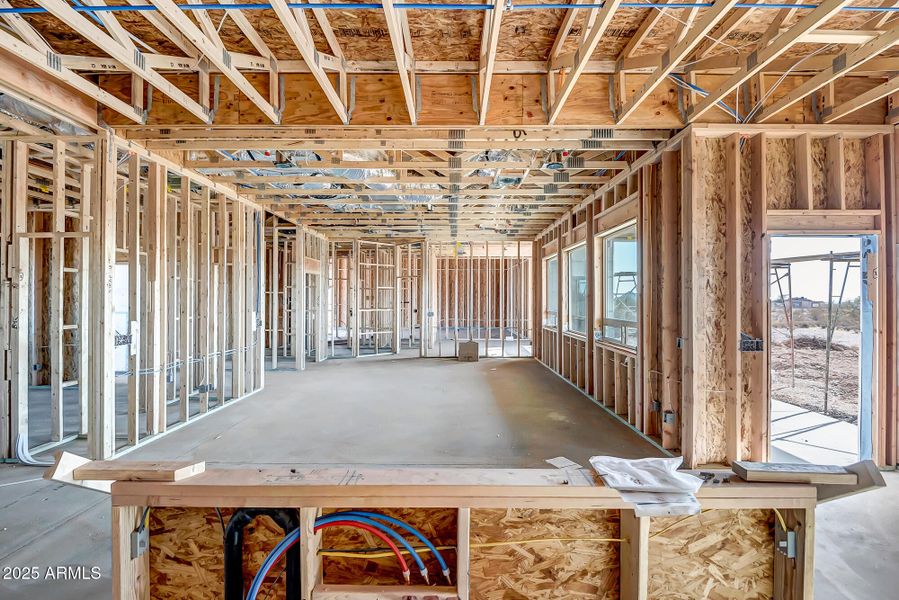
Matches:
[1,354,896,598]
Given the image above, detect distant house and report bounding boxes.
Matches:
[790,296,821,309]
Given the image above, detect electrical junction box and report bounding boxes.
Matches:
[458,341,479,362]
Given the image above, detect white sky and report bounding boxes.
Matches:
[769,236,861,302]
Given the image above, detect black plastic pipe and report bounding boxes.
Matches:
[223,508,300,600]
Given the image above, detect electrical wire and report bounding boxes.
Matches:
[319,536,625,560]
[773,507,788,531]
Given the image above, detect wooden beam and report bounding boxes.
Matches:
[148,0,280,123]
[549,0,589,60]
[269,0,348,123]
[619,510,649,599]
[617,0,740,123]
[748,133,768,461]
[0,0,52,52]
[478,0,505,125]
[0,30,143,123]
[659,150,679,451]
[686,0,853,122]
[34,0,210,123]
[382,0,417,124]
[548,0,623,124]
[617,2,670,60]
[755,24,899,122]
[724,133,742,463]
[126,153,141,446]
[692,8,753,60]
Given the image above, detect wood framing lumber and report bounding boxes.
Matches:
[0,0,51,52]
[686,0,853,122]
[755,24,899,122]
[617,0,740,123]
[724,133,742,463]
[313,586,458,599]
[478,0,505,125]
[49,141,64,443]
[269,0,348,123]
[382,0,416,124]
[33,0,210,123]
[0,29,142,123]
[549,0,590,60]
[123,0,200,59]
[617,1,672,60]
[619,510,649,600]
[548,0,623,124]
[306,0,344,59]
[89,133,118,460]
[732,461,858,485]
[147,0,280,123]
[73,460,206,482]
[692,8,754,60]
[823,73,899,122]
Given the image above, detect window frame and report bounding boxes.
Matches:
[564,242,588,336]
[543,254,559,329]
[595,221,639,350]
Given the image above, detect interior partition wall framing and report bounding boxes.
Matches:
[534,124,899,469]
[425,241,533,359]
[264,224,328,370]
[0,132,269,460]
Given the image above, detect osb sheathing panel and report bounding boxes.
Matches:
[322,7,395,61]
[843,138,867,209]
[648,509,775,599]
[558,9,650,60]
[765,138,796,210]
[13,0,184,57]
[148,507,288,600]
[624,8,712,60]
[496,3,566,61]
[216,5,333,59]
[694,138,728,464]
[407,4,483,61]
[738,141,754,461]
[321,508,457,585]
[811,138,828,210]
[470,508,620,599]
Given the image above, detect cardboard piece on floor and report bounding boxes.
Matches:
[43,451,112,494]
[815,460,886,504]
[458,341,479,361]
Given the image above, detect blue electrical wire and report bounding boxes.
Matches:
[668,73,743,121]
[597,150,627,177]
[330,510,452,582]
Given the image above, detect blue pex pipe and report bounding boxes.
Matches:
[3,2,899,15]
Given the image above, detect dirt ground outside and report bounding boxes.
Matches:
[770,324,860,424]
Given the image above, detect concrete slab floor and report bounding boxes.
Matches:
[0,355,895,598]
